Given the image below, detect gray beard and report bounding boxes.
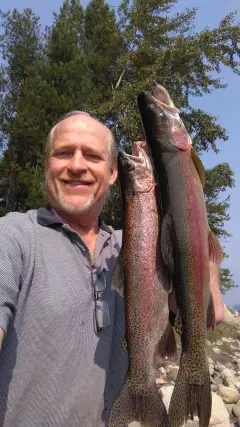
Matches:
[57,190,95,214]
[56,188,110,214]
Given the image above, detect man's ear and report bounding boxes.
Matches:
[109,158,118,185]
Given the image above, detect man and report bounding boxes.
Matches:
[0,111,223,427]
[0,111,128,427]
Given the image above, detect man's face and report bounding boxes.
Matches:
[45,115,117,216]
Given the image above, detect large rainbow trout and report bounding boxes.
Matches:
[137,85,222,427]
[109,142,175,427]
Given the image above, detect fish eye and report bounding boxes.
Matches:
[125,161,134,171]
[158,112,165,119]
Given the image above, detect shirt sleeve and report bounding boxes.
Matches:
[0,224,23,333]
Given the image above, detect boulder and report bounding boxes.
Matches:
[232,404,240,418]
[221,368,237,389]
[218,386,240,404]
[160,385,230,427]
[167,367,179,382]
[223,304,240,329]
[213,347,222,355]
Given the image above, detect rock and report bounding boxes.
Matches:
[221,368,236,389]
[167,367,179,382]
[216,339,223,346]
[206,339,212,346]
[221,368,240,391]
[223,304,240,329]
[165,365,175,374]
[234,381,240,391]
[226,363,234,370]
[208,357,214,364]
[233,404,240,418]
[158,366,166,375]
[211,384,219,392]
[215,363,227,372]
[157,367,167,380]
[218,386,240,404]
[212,347,222,355]
[222,337,231,343]
[213,375,224,386]
[209,364,215,376]
[230,345,239,352]
[161,384,174,411]
[161,386,230,427]
[225,404,234,414]
[208,393,231,426]
[156,377,167,386]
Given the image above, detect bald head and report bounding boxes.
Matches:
[45,111,117,169]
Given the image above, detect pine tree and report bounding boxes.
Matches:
[84,0,124,111]
[0,8,46,213]
[46,0,92,114]
[98,0,240,292]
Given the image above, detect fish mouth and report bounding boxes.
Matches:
[137,90,169,143]
[118,142,153,172]
[137,89,178,121]
[152,82,180,113]
[138,85,192,152]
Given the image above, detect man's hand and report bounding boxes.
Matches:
[0,327,5,351]
[209,260,224,326]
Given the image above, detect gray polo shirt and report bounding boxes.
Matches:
[0,206,128,427]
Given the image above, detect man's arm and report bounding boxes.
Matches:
[0,328,4,350]
[0,224,23,348]
[209,260,224,325]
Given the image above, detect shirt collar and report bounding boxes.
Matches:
[37,205,112,234]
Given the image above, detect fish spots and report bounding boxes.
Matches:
[178,153,208,315]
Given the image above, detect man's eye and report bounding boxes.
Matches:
[86,153,102,161]
[55,151,72,158]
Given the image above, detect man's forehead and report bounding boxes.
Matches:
[54,115,109,139]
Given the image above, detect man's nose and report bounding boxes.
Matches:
[67,150,87,173]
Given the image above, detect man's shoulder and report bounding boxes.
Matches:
[108,227,122,246]
[0,209,38,231]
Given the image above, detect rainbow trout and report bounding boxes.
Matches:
[109,142,175,427]
[137,85,222,427]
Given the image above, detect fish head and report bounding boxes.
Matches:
[118,142,155,194]
[137,84,192,154]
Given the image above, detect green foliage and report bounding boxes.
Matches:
[0,0,239,294]
[220,267,237,295]
[205,163,235,238]
[84,0,125,111]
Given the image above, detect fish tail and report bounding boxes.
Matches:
[168,354,211,427]
[109,376,169,427]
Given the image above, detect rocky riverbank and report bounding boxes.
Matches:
[129,305,240,427]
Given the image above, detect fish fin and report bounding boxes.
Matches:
[208,229,223,265]
[111,252,125,297]
[191,147,206,188]
[161,212,175,273]
[109,377,169,427]
[207,293,216,331]
[168,354,211,427]
[154,322,177,362]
